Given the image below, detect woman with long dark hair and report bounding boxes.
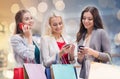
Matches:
[77,6,111,79]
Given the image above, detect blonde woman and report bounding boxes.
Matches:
[41,13,75,79]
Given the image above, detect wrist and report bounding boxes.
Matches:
[59,50,64,58]
[91,49,99,58]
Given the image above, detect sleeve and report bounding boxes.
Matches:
[41,36,57,67]
[97,30,111,63]
[10,35,35,62]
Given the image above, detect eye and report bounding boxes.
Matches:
[53,23,57,26]
[82,17,86,20]
[88,18,93,21]
[30,17,33,20]
[82,17,93,21]
[59,22,62,25]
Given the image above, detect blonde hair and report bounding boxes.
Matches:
[44,12,65,36]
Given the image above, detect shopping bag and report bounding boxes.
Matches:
[13,67,24,79]
[88,62,120,79]
[23,63,47,79]
[51,64,77,79]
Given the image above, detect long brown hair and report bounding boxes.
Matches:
[77,6,104,42]
[14,9,30,34]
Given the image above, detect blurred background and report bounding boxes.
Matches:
[0,0,120,79]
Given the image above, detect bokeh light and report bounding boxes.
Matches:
[28,7,37,17]
[3,70,13,79]
[114,33,120,45]
[38,2,48,13]
[9,22,15,34]
[117,10,120,20]
[11,3,20,14]
[55,0,65,11]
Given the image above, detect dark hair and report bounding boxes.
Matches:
[77,6,104,42]
[14,9,30,34]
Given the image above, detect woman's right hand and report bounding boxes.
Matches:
[22,24,32,44]
[77,52,85,63]
[59,44,71,58]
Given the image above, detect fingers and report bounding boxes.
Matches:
[63,44,70,49]
[22,24,31,33]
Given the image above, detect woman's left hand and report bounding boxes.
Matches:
[68,44,75,60]
[83,47,99,58]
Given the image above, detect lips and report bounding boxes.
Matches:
[56,29,62,31]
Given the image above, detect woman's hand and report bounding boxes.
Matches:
[80,47,99,58]
[68,44,75,61]
[59,44,70,57]
[59,44,73,58]
[77,52,85,63]
[22,24,32,44]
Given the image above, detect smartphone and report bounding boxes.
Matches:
[78,45,84,52]
[19,23,24,30]
[78,45,84,49]
[64,44,71,49]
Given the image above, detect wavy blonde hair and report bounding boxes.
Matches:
[44,12,65,36]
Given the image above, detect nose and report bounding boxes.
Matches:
[29,19,34,24]
[57,24,61,28]
[84,19,89,23]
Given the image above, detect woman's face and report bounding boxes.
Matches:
[22,12,34,29]
[50,16,63,34]
[82,12,94,30]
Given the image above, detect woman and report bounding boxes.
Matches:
[77,6,111,79]
[11,10,41,67]
[41,13,75,79]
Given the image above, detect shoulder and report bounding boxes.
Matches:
[11,34,23,41]
[41,35,51,40]
[95,29,106,34]
[94,29,108,36]
[95,29,109,40]
[41,35,54,43]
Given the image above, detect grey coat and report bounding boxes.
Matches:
[77,29,111,79]
[11,34,41,67]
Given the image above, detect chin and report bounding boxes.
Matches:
[58,32,62,34]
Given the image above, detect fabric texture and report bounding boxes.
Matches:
[57,41,70,64]
[78,29,111,79]
[11,34,41,67]
[33,41,40,64]
[41,34,70,67]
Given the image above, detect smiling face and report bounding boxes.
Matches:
[82,12,94,30]
[22,12,34,29]
[49,16,63,35]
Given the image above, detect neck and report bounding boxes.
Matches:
[87,27,93,35]
[52,33,61,39]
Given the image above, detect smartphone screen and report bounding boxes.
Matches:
[19,23,24,30]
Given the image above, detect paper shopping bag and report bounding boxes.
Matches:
[51,64,77,79]
[23,63,47,79]
[13,67,24,79]
[88,62,120,79]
